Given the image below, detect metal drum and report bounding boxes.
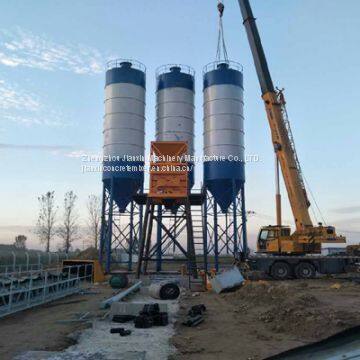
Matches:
[156,65,195,188]
[203,61,245,212]
[103,59,146,212]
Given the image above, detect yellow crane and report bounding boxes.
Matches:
[237,0,345,254]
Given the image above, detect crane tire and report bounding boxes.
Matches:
[294,262,316,279]
[270,262,291,280]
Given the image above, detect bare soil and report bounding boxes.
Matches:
[0,284,113,360]
[171,278,360,360]
[1,275,359,360]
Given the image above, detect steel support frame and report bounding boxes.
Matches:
[99,182,143,273]
[204,185,247,271]
[150,205,188,266]
[136,199,197,278]
[99,182,247,275]
[133,186,247,275]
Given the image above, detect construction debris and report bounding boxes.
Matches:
[188,304,206,317]
[110,301,168,318]
[112,314,136,323]
[56,312,92,324]
[182,304,207,327]
[330,283,342,290]
[110,327,132,336]
[134,315,154,328]
[100,281,142,309]
[210,266,245,294]
[109,274,129,289]
[134,303,169,328]
[149,281,180,300]
[182,314,204,327]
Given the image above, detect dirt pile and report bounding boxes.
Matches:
[76,247,99,260]
[173,278,360,359]
[222,280,359,340]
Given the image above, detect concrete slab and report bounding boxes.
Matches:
[17,294,178,360]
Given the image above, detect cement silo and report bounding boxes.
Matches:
[203,61,245,212]
[156,65,195,187]
[103,59,146,212]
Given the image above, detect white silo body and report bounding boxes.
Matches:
[203,61,245,212]
[155,65,195,187]
[103,60,146,211]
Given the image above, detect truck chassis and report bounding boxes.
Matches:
[247,255,360,280]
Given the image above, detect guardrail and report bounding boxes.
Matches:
[0,264,93,318]
[0,251,71,276]
[202,60,243,74]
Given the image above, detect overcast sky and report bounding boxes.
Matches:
[0,0,359,250]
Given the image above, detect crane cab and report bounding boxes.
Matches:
[257,224,346,255]
[257,225,292,253]
[256,225,321,254]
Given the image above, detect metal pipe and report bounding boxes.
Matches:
[100,281,142,309]
[275,153,282,226]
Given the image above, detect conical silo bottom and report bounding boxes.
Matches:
[206,179,242,213]
[204,161,245,212]
[103,178,142,213]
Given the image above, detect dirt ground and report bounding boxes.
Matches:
[171,277,360,360]
[0,284,113,360]
[1,275,359,360]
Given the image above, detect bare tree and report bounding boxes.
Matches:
[14,235,27,250]
[35,191,57,252]
[58,191,79,253]
[87,194,101,249]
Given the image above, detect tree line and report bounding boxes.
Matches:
[35,191,101,253]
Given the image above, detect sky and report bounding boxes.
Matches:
[0,0,359,250]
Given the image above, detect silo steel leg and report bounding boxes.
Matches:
[203,193,208,272]
[136,201,151,278]
[241,186,248,255]
[105,179,115,273]
[214,202,219,272]
[225,213,229,254]
[156,205,162,272]
[99,184,107,264]
[128,201,134,271]
[143,204,155,274]
[233,180,238,256]
[185,200,197,278]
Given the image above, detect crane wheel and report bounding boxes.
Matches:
[294,262,316,279]
[270,262,291,280]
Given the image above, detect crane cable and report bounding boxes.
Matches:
[303,175,327,225]
[277,87,326,226]
[214,1,326,229]
[216,1,229,62]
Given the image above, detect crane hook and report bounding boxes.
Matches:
[217,1,224,18]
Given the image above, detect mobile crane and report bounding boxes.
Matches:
[237,0,357,279]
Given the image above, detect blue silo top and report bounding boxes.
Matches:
[203,62,243,90]
[106,61,146,88]
[157,66,194,91]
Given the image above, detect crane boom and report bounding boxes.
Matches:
[238,0,312,230]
